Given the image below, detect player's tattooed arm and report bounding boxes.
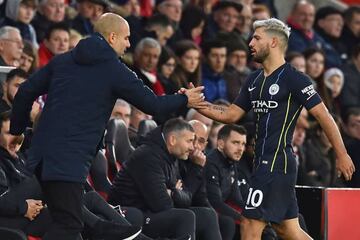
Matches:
[210,105,227,115]
[197,102,244,123]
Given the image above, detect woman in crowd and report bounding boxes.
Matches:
[303,48,333,112]
[179,5,206,46]
[170,40,202,92]
[157,46,177,94]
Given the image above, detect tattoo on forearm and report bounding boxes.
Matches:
[211,105,226,114]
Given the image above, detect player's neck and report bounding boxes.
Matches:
[262,55,285,77]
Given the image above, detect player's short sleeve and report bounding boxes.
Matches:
[288,72,322,110]
[234,75,253,112]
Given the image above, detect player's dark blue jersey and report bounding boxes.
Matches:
[235,63,322,174]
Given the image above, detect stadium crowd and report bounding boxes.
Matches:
[0,0,359,239]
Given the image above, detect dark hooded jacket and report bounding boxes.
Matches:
[108,126,193,213]
[10,33,188,183]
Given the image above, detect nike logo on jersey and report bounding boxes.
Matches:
[248,86,256,91]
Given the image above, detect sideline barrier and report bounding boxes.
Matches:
[296,186,360,240]
[325,188,360,240]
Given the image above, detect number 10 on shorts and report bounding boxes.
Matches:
[246,188,264,208]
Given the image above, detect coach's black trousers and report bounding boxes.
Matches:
[41,181,84,240]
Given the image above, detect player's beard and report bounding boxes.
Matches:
[253,44,270,63]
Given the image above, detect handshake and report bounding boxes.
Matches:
[179,83,209,109]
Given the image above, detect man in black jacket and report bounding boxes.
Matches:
[205,124,247,239]
[109,118,220,239]
[179,120,222,240]
[0,111,152,240]
[9,13,205,240]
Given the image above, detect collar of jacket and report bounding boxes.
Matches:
[214,148,236,167]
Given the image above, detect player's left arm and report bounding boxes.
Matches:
[309,103,355,181]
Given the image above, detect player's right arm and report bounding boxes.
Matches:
[197,103,246,124]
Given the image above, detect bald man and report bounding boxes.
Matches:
[9,13,205,240]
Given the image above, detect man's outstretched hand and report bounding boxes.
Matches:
[181,83,208,109]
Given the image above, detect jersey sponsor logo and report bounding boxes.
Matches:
[269,84,279,95]
[248,86,256,92]
[251,100,278,113]
[301,84,317,100]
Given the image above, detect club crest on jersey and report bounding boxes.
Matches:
[269,84,279,95]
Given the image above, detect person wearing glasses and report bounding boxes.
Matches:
[0,26,24,67]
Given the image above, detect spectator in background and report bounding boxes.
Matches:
[132,37,165,95]
[207,121,224,152]
[71,0,109,36]
[339,44,360,112]
[0,68,40,125]
[303,48,333,113]
[340,6,360,59]
[19,40,38,74]
[0,68,28,113]
[111,0,140,17]
[170,40,201,93]
[324,68,344,116]
[314,6,344,67]
[252,4,271,21]
[142,14,174,47]
[157,46,177,94]
[292,111,310,186]
[236,4,253,41]
[31,0,67,43]
[0,26,24,67]
[201,39,228,102]
[68,28,83,50]
[154,0,183,45]
[286,1,325,54]
[217,32,250,102]
[286,51,306,73]
[110,99,131,128]
[341,108,360,187]
[2,0,38,48]
[38,22,69,67]
[203,1,243,41]
[179,5,206,46]
[304,123,338,187]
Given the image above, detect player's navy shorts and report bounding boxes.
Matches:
[242,171,298,224]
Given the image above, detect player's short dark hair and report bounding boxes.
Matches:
[0,110,11,133]
[6,68,28,83]
[163,118,194,139]
[45,22,70,40]
[217,124,247,140]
